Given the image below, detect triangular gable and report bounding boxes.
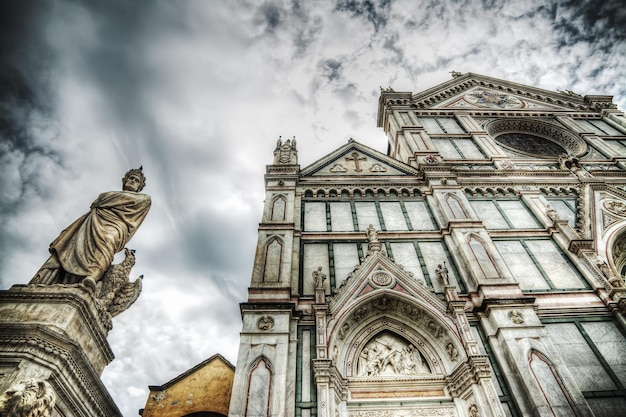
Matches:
[148,353,235,391]
[329,251,447,320]
[300,139,419,177]
[411,72,590,112]
[435,85,564,111]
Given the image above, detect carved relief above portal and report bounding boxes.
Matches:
[357,332,431,377]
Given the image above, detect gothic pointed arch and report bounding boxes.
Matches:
[262,235,283,283]
[467,233,500,279]
[270,194,287,221]
[445,192,468,219]
[330,291,463,379]
[245,357,272,417]
[528,350,579,416]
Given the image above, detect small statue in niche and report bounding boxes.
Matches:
[446,342,459,361]
[312,266,327,289]
[597,259,625,288]
[559,154,591,178]
[366,224,379,242]
[338,323,350,340]
[435,262,450,286]
[31,167,151,286]
[546,204,559,221]
[427,320,442,338]
[468,403,480,417]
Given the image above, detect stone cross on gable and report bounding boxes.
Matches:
[345,152,367,172]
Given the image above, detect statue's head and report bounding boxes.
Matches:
[122,166,146,192]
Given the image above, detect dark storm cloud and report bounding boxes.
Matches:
[554,0,626,45]
[321,59,344,82]
[254,2,284,34]
[0,1,63,205]
[181,210,256,275]
[336,0,391,32]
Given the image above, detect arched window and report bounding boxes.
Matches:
[445,193,467,219]
[270,195,286,221]
[468,234,499,279]
[529,351,578,416]
[263,237,283,282]
[246,358,272,417]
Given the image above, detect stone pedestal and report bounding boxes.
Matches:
[0,284,122,417]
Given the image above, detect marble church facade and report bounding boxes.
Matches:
[228,73,626,417]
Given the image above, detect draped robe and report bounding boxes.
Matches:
[32,190,151,284]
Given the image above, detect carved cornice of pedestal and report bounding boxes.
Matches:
[0,327,118,417]
[446,355,491,397]
[312,359,347,398]
[1,285,113,360]
[266,165,300,176]
[616,297,626,315]
[568,239,594,256]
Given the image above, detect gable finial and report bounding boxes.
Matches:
[449,70,463,78]
[273,135,298,165]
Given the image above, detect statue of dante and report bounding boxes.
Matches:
[30,167,151,285]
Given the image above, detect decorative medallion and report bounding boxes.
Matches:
[257,315,274,331]
[604,200,626,217]
[423,154,439,164]
[370,271,393,288]
[498,160,516,170]
[508,310,524,324]
[464,89,523,109]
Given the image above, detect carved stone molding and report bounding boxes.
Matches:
[0,331,114,416]
[349,408,455,417]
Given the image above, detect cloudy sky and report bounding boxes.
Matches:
[1,0,624,415]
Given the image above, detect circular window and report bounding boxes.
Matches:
[495,133,567,157]
[485,119,587,158]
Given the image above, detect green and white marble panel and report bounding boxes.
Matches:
[333,243,359,287]
[494,241,549,289]
[546,323,616,391]
[380,202,408,231]
[525,240,585,289]
[355,202,381,231]
[304,202,326,231]
[389,242,424,282]
[330,202,354,231]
